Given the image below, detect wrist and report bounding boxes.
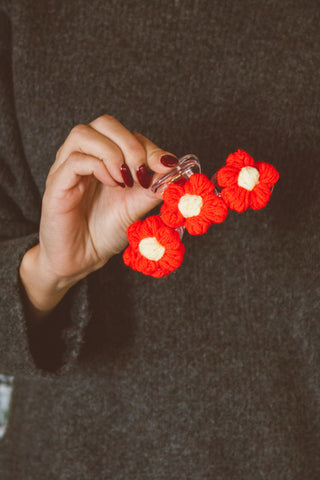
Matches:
[19,244,78,319]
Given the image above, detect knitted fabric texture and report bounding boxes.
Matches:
[2,2,319,478]
[160,173,229,235]
[123,215,185,277]
[216,149,280,212]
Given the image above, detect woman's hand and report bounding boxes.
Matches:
[39,114,179,285]
[19,115,178,318]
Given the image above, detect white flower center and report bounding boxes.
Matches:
[178,194,203,218]
[138,237,165,261]
[237,166,260,191]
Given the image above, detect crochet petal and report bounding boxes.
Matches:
[140,215,163,237]
[138,255,159,275]
[123,245,135,267]
[249,183,272,210]
[160,204,185,228]
[216,165,240,187]
[185,217,211,235]
[124,245,160,275]
[151,267,172,278]
[221,184,250,212]
[254,161,280,188]
[123,245,145,271]
[157,222,181,245]
[202,195,229,223]
[126,220,144,248]
[163,184,184,206]
[160,242,185,272]
[225,149,255,169]
[185,173,215,196]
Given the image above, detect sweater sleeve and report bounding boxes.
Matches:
[0,5,92,378]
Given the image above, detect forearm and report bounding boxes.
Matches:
[19,244,76,324]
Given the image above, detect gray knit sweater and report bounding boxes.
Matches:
[0,1,319,478]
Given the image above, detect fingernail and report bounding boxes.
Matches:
[136,164,152,189]
[160,154,179,167]
[120,164,134,187]
[116,181,126,188]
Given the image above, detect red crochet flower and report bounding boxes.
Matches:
[160,173,229,235]
[123,215,185,278]
[216,149,279,212]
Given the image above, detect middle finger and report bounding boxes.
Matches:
[89,115,152,188]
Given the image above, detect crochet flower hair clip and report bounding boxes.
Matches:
[123,149,279,278]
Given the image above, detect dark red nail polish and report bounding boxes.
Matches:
[120,164,134,187]
[160,154,179,167]
[116,181,126,188]
[136,164,152,189]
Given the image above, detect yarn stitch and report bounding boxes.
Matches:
[123,215,185,277]
[160,173,229,235]
[123,150,279,277]
[216,149,279,212]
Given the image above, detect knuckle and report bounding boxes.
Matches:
[68,151,82,164]
[69,123,88,139]
[90,114,115,128]
[100,113,115,122]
